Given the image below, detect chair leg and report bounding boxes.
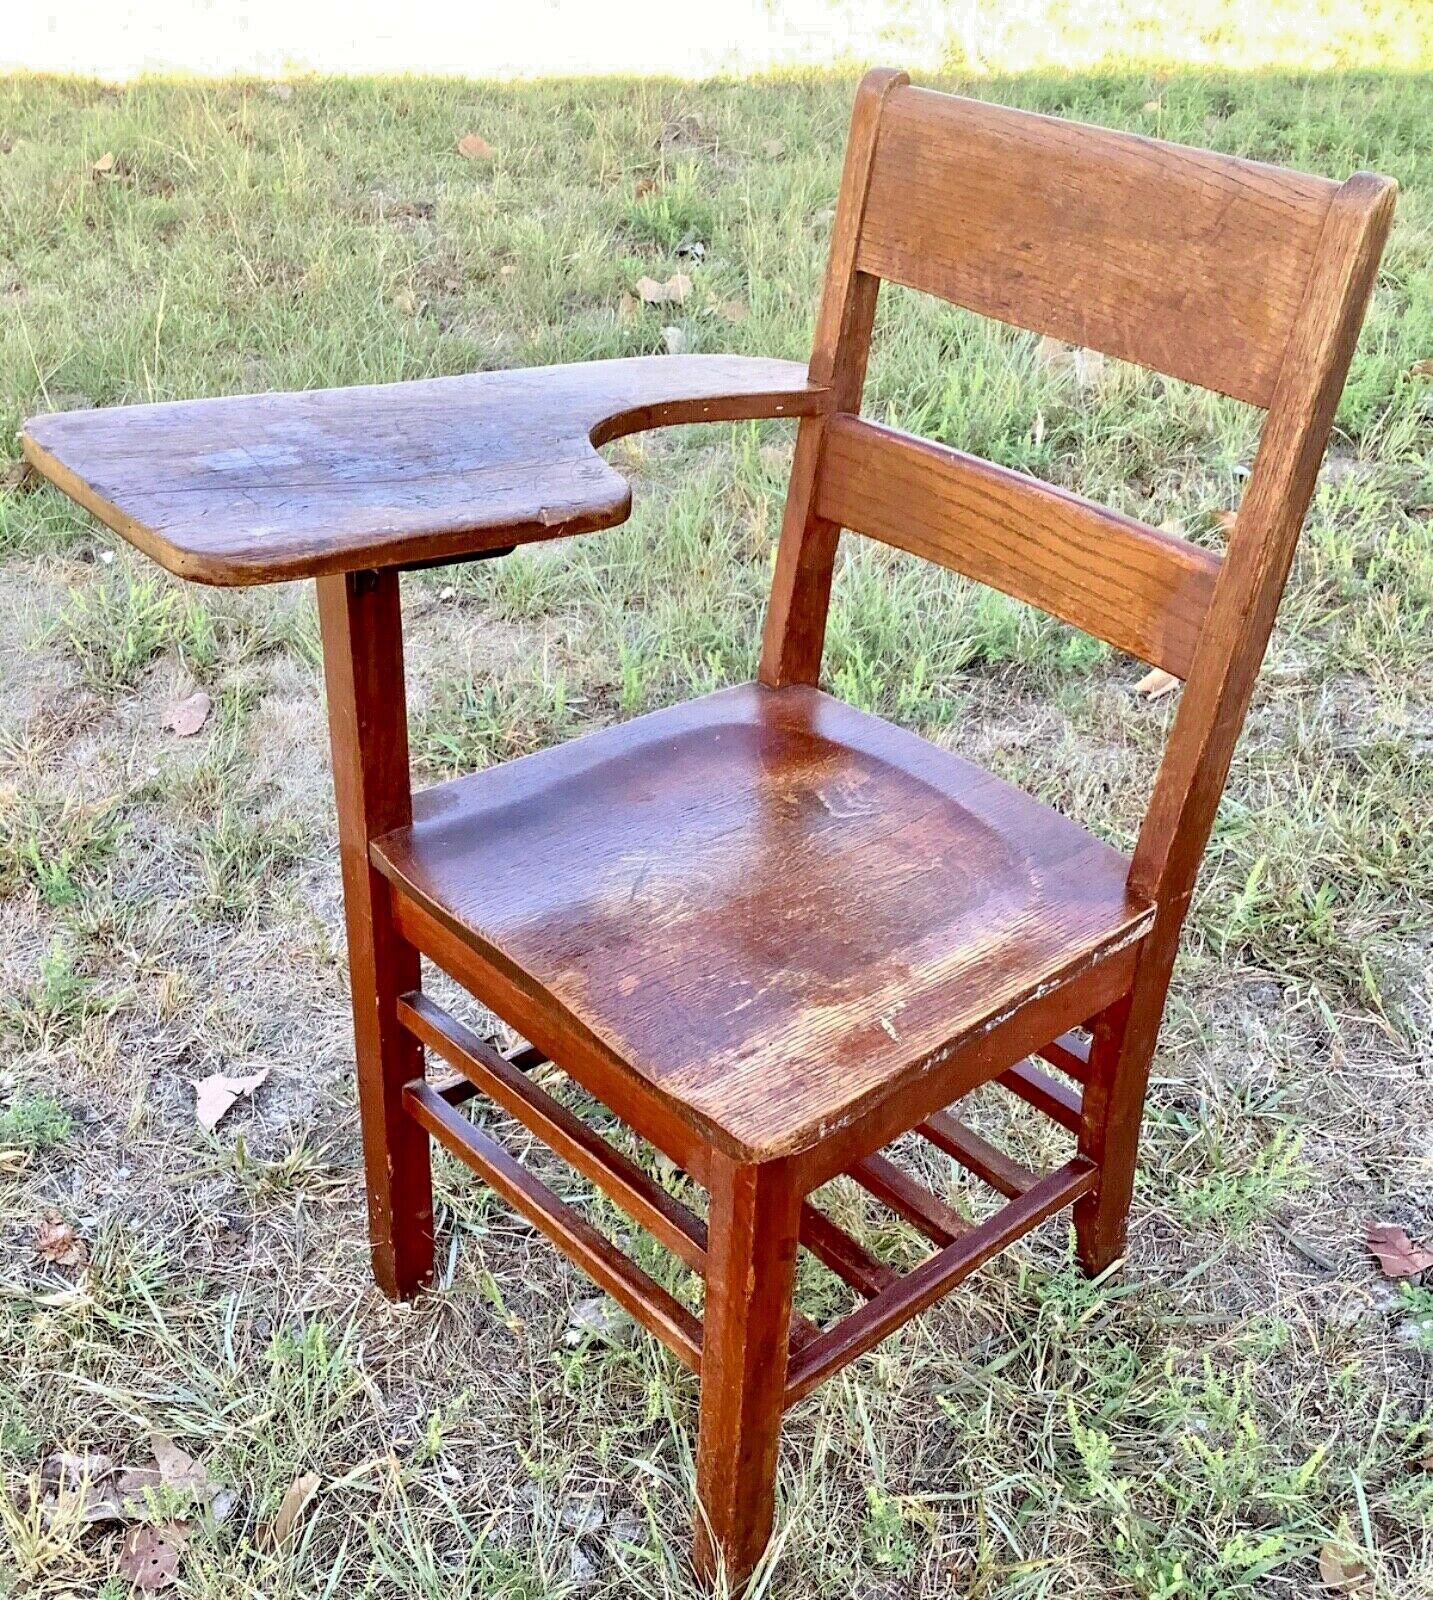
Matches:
[318,569,434,1301]
[693,1157,802,1589]
[1073,989,1154,1276]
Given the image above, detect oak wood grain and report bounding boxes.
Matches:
[372,681,1153,1164]
[859,85,1337,406]
[816,414,1221,677]
[22,355,827,585]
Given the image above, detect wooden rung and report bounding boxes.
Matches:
[404,1078,703,1372]
[798,1204,900,1299]
[916,1110,1037,1199]
[403,994,826,1347]
[998,1057,1083,1132]
[846,1151,969,1245]
[1039,1030,1090,1082]
[785,1158,1097,1406]
[400,992,707,1274]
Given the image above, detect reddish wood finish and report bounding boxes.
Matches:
[317,569,433,1299]
[370,683,1153,1163]
[21,356,826,585]
[815,414,1220,678]
[24,70,1394,1592]
[856,85,1338,406]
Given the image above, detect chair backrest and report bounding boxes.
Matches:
[761,70,1395,930]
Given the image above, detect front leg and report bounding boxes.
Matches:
[318,569,434,1300]
[693,1156,802,1588]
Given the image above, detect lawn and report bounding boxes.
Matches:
[0,59,1430,1600]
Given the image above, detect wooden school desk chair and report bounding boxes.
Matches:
[23,71,1394,1587]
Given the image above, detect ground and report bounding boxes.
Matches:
[0,58,1430,1600]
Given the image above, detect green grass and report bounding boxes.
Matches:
[0,54,1430,1600]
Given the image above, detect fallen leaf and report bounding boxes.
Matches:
[34,1214,88,1267]
[1367,1221,1433,1279]
[119,1525,182,1591]
[565,1294,630,1347]
[271,1471,320,1548]
[1034,334,1071,371]
[192,1067,269,1133]
[3,458,36,491]
[92,151,115,175]
[616,293,639,326]
[634,272,692,306]
[761,137,786,158]
[1409,358,1433,377]
[457,133,495,161]
[1073,347,1108,391]
[150,1434,211,1499]
[115,1464,165,1506]
[633,175,656,198]
[41,1451,113,1489]
[391,287,420,315]
[1212,509,1238,537]
[661,324,688,355]
[1135,667,1180,700]
[210,1486,240,1524]
[1318,1541,1371,1594]
[161,690,211,738]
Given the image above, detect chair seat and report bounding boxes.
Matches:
[372,683,1153,1161]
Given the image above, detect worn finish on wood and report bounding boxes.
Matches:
[816,414,1220,678]
[399,990,711,1274]
[692,1158,802,1584]
[317,569,433,1299]
[22,356,827,585]
[858,85,1338,406]
[26,65,1395,1592]
[784,1157,1098,1406]
[405,1077,704,1370]
[372,682,1153,1163]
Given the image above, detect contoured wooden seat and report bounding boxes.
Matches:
[22,69,1394,1590]
[371,681,1152,1163]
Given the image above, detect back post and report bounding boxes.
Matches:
[758,68,906,686]
[1073,171,1397,1269]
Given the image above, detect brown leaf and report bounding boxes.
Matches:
[456,133,494,161]
[634,272,692,307]
[161,690,211,738]
[616,293,639,326]
[41,1450,113,1489]
[3,458,36,491]
[1318,1541,1371,1594]
[34,1214,88,1267]
[1409,358,1433,378]
[270,1471,320,1548]
[119,1525,182,1590]
[633,175,656,198]
[1212,509,1238,536]
[192,1067,269,1133]
[150,1434,210,1498]
[1135,667,1180,701]
[1367,1221,1433,1279]
[92,150,115,175]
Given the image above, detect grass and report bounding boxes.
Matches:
[0,50,1430,1600]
